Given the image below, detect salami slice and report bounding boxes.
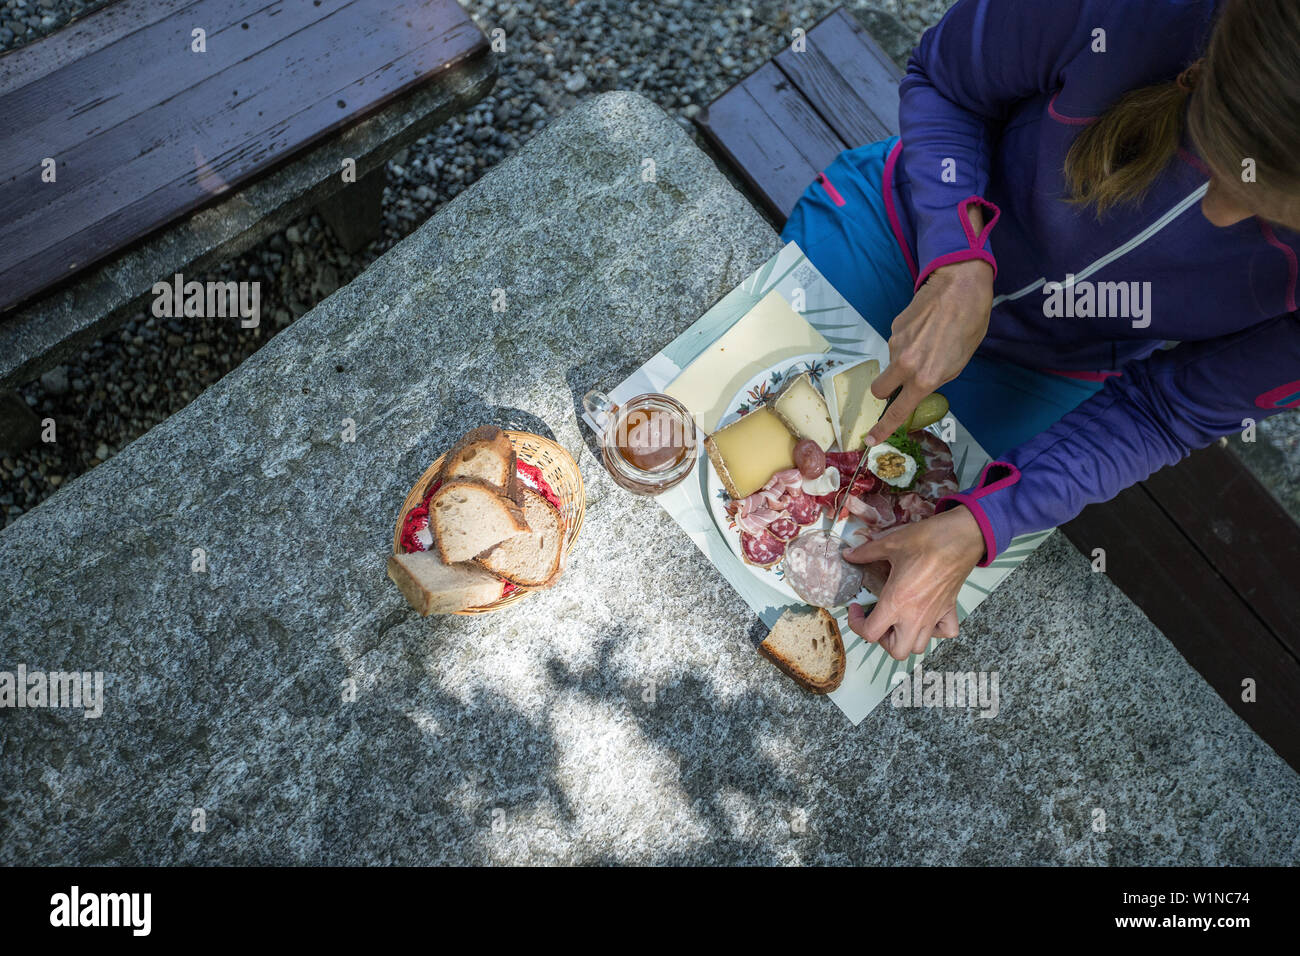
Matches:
[768,515,799,542]
[740,529,786,567]
[786,489,821,525]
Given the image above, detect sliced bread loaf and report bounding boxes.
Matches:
[758,606,846,693]
[387,550,504,615]
[475,488,564,588]
[438,425,520,503]
[430,478,529,563]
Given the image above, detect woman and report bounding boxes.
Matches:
[779,0,1300,660]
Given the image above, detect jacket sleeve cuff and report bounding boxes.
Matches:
[934,460,1021,566]
[914,195,1001,292]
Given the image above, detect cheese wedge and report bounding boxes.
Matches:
[832,360,888,452]
[772,372,835,451]
[704,407,797,499]
[665,290,830,432]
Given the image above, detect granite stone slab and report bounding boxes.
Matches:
[0,92,1296,865]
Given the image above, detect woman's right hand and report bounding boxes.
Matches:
[864,257,995,446]
[843,504,987,660]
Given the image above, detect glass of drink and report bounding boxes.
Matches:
[582,390,699,495]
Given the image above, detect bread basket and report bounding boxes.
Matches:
[392,430,585,614]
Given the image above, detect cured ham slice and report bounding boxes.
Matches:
[847,491,898,532]
[914,473,959,500]
[894,492,935,523]
[825,450,866,484]
[914,431,954,471]
[848,471,881,497]
[735,511,774,537]
[911,431,959,499]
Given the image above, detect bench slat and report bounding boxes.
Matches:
[695,61,847,222]
[0,0,487,314]
[1141,443,1300,659]
[2,0,362,174]
[774,7,902,148]
[0,0,195,90]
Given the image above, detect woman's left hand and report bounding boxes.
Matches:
[843,504,986,660]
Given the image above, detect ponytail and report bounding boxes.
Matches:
[1067,0,1300,219]
[1063,68,1196,217]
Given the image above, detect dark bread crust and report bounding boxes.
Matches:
[438,425,523,505]
[429,477,529,566]
[757,607,846,693]
[703,433,742,500]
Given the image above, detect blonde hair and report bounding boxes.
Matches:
[1065,0,1300,217]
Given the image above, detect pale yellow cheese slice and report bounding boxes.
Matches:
[704,407,797,499]
[833,359,888,452]
[773,372,835,451]
[666,290,831,433]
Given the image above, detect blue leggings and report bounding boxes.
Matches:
[781,138,1103,460]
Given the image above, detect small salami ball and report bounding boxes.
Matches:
[793,439,826,480]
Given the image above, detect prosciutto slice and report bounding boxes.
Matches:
[846,491,899,532]
[894,492,935,523]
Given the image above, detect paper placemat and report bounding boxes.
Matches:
[582,242,1052,724]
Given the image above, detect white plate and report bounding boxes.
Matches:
[702,352,868,604]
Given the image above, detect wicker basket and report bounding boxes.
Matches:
[392,431,585,614]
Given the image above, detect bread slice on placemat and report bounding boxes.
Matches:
[758,606,846,693]
[439,425,521,503]
[475,488,564,588]
[387,551,504,615]
[430,478,529,563]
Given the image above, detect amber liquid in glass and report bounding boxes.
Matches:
[615,406,690,472]
[598,397,698,495]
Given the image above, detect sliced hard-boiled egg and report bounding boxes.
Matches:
[801,465,841,496]
[866,443,917,488]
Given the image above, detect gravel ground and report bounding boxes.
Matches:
[1,0,1296,528]
[0,0,945,527]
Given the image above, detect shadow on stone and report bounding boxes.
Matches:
[545,630,810,864]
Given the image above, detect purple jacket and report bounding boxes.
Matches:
[886,0,1300,563]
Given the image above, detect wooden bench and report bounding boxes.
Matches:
[696,5,1300,773]
[0,0,495,391]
